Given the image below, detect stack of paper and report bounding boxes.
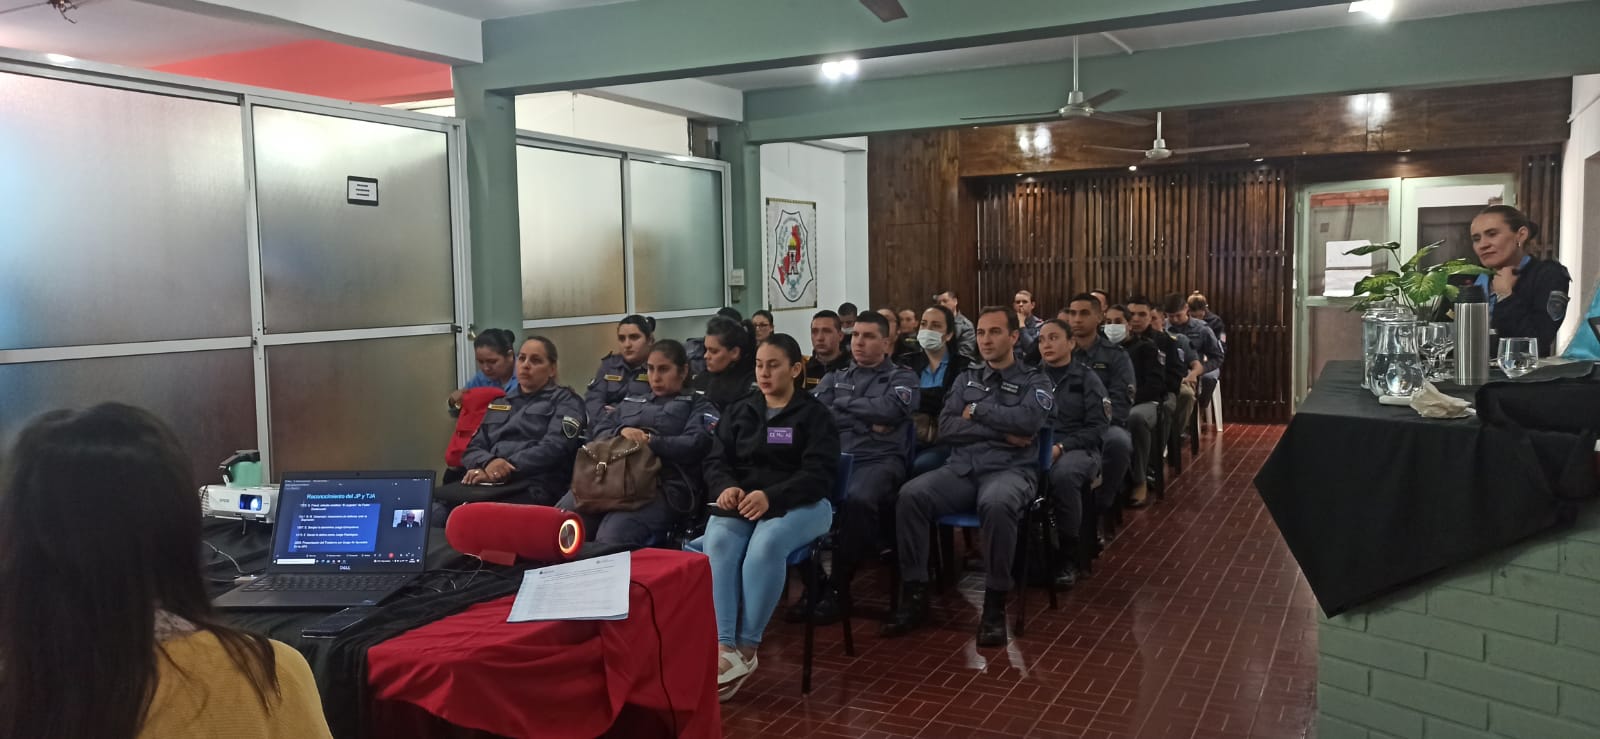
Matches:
[507,552,631,622]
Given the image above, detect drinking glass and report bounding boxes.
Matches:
[1498,337,1539,378]
[1419,322,1454,383]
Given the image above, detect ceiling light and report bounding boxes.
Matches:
[44,53,75,63]
[820,58,859,82]
[1128,165,1139,171]
[1349,0,1393,21]
[1254,158,1265,162]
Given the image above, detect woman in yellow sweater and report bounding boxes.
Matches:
[0,404,332,739]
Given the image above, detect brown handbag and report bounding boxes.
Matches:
[570,436,662,513]
[913,412,939,446]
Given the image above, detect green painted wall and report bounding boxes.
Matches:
[743,3,1600,143]
[1319,503,1600,739]
[452,74,523,337]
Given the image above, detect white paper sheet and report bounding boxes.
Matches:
[507,552,631,622]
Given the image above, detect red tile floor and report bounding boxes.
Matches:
[720,424,1320,739]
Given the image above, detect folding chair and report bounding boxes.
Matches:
[788,453,855,694]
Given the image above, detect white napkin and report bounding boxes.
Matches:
[1408,381,1473,419]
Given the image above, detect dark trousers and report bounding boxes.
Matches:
[834,456,906,587]
[896,465,1036,591]
[1047,449,1099,538]
[555,491,678,547]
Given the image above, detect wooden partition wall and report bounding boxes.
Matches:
[972,164,1292,422]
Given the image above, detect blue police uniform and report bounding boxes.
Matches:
[814,360,919,587]
[441,382,587,508]
[1074,336,1137,509]
[584,353,651,423]
[1041,359,1107,540]
[895,360,1051,592]
[556,391,716,546]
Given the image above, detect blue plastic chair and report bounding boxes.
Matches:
[785,452,854,694]
[932,428,1059,637]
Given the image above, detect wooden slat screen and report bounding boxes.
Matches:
[1518,151,1562,260]
[972,163,1293,422]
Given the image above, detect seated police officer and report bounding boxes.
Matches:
[435,337,587,515]
[1036,318,1107,588]
[1061,294,1136,519]
[1122,296,1181,507]
[686,307,744,376]
[557,340,715,546]
[584,315,655,422]
[691,317,758,412]
[793,312,917,623]
[882,307,1052,647]
[805,310,851,390]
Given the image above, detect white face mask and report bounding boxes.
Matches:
[842,326,855,336]
[917,329,945,350]
[1103,324,1128,343]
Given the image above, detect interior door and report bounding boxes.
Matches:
[1294,180,1399,403]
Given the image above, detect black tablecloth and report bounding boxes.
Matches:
[1255,361,1594,616]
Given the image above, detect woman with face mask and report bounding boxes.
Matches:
[902,304,972,475]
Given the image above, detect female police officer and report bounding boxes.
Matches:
[557,340,715,546]
[1470,205,1571,357]
[435,337,587,514]
[585,315,655,420]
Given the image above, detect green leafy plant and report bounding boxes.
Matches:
[1346,241,1492,321]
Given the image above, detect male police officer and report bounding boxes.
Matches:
[805,310,851,390]
[883,307,1051,647]
[795,312,918,623]
[1060,294,1135,530]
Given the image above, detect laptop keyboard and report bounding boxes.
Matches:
[242,574,413,593]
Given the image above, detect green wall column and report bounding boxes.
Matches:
[720,124,763,316]
[454,75,523,336]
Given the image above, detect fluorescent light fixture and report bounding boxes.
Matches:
[45,53,75,63]
[820,58,859,81]
[1349,0,1393,20]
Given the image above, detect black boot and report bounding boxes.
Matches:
[1053,546,1079,589]
[880,581,929,637]
[976,589,1008,647]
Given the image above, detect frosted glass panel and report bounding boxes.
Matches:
[629,161,725,313]
[0,350,256,486]
[517,146,626,319]
[267,335,455,474]
[652,315,718,346]
[524,322,619,392]
[0,72,250,349]
[254,107,454,333]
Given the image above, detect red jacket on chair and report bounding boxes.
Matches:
[446,387,508,468]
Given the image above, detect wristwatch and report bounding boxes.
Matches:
[965,402,979,417]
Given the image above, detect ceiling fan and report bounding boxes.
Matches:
[860,0,908,22]
[1086,111,1250,160]
[0,0,87,22]
[962,37,1149,126]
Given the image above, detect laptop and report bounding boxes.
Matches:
[213,470,435,610]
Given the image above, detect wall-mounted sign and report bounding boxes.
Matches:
[347,176,379,206]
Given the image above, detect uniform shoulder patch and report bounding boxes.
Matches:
[1548,290,1570,322]
[703,412,720,431]
[1034,388,1054,411]
[893,386,913,406]
[561,416,582,438]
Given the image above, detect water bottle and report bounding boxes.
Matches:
[1454,284,1490,386]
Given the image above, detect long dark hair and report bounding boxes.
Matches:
[618,314,657,338]
[761,333,807,394]
[704,316,754,373]
[473,327,516,356]
[0,404,280,739]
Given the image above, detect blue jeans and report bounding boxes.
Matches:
[702,499,834,649]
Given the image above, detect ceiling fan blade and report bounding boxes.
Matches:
[1170,143,1252,154]
[1092,111,1153,127]
[0,1,47,16]
[1084,145,1149,154]
[860,0,908,22]
[1083,89,1124,108]
[960,111,1062,122]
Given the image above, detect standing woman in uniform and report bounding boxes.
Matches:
[1470,205,1572,357]
[701,333,840,700]
[585,315,655,422]
[436,337,587,512]
[691,316,758,412]
[557,340,715,546]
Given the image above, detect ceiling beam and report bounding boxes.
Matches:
[466,0,1345,94]
[134,0,483,64]
[740,2,1600,143]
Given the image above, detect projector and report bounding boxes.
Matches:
[200,484,280,523]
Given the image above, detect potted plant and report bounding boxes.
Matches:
[1345,241,1492,321]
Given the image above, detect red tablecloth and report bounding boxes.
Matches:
[368,549,721,739]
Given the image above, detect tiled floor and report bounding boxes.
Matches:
[720,424,1319,739]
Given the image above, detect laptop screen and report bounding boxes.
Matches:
[270,473,433,573]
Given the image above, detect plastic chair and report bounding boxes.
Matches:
[930,429,1059,638]
[1208,379,1224,433]
[787,452,855,694]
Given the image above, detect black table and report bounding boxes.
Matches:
[1255,360,1592,616]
